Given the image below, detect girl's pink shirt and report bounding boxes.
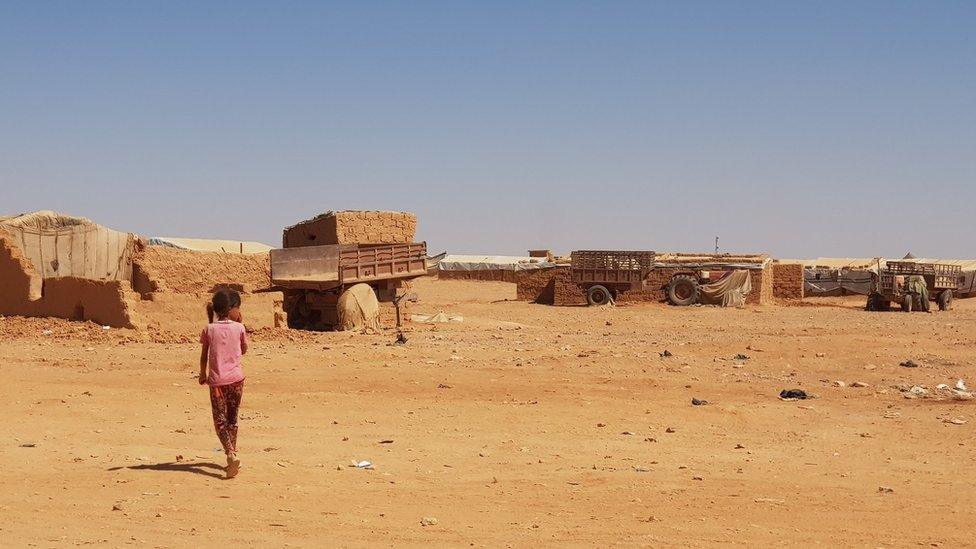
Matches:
[200,320,246,386]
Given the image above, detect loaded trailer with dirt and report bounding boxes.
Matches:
[272,211,428,330]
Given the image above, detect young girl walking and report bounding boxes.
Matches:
[199,290,248,479]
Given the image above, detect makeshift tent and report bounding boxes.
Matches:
[337,283,381,333]
[437,255,553,272]
[699,270,752,307]
[804,268,875,296]
[0,210,136,281]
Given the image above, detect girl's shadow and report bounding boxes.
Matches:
[108,461,225,479]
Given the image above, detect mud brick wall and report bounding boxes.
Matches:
[553,268,587,306]
[438,270,518,283]
[747,264,774,305]
[515,268,556,304]
[772,263,805,300]
[284,211,417,247]
[617,267,682,304]
[133,247,271,296]
[0,228,42,302]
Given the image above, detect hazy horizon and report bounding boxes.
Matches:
[2,2,973,258]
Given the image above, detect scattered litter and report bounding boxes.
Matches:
[956,380,968,392]
[112,504,123,511]
[42,330,53,335]
[878,486,894,494]
[379,440,394,444]
[779,389,808,401]
[102,325,110,330]
[851,381,869,388]
[660,350,673,358]
[734,354,750,361]
[351,460,374,469]
[833,381,846,388]
[691,398,708,406]
[944,417,967,425]
[410,313,463,324]
[437,384,452,389]
[900,360,919,368]
[19,443,36,448]
[420,517,438,526]
[816,353,826,358]
[276,461,289,468]
[908,386,927,396]
[175,455,184,462]
[665,427,676,433]
[621,431,635,436]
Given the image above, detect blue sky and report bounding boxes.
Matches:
[2,2,973,257]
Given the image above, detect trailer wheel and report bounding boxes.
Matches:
[938,290,953,311]
[866,293,882,311]
[586,285,613,306]
[901,294,913,312]
[667,274,700,306]
[284,292,308,329]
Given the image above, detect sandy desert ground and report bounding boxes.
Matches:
[2,278,974,547]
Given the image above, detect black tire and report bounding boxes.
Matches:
[586,285,613,306]
[866,293,885,311]
[938,290,953,311]
[667,274,700,306]
[284,292,309,329]
[902,294,913,313]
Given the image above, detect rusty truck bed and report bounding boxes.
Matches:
[271,242,428,290]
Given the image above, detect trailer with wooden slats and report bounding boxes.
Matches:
[271,242,428,330]
[868,261,962,312]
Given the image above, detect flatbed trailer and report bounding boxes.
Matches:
[271,242,428,329]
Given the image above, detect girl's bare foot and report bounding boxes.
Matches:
[225,452,241,479]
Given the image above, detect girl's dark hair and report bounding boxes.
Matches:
[227,289,242,309]
[211,290,231,319]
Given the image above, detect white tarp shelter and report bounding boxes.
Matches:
[438,254,553,271]
[785,257,976,297]
[149,237,274,254]
[0,210,135,281]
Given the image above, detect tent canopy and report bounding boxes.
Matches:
[0,210,135,281]
[149,237,274,254]
[438,254,552,271]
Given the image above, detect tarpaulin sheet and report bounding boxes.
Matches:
[337,283,381,333]
[652,259,770,271]
[438,255,553,271]
[0,211,135,281]
[149,237,274,254]
[804,268,874,296]
[699,270,752,307]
